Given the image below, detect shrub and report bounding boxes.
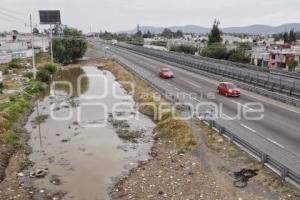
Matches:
[36,69,51,83]
[2,67,9,75]
[8,59,18,68]
[170,44,197,55]
[43,63,57,74]
[151,41,167,47]
[23,71,33,79]
[25,81,45,95]
[201,45,229,59]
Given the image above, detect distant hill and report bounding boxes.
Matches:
[123,23,300,35]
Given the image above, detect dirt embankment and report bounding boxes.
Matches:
[0,54,60,200]
[103,59,300,200]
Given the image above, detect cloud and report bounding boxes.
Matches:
[0,0,299,33]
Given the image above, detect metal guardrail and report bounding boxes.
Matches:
[109,49,300,186]
[202,118,300,185]
[116,44,300,108]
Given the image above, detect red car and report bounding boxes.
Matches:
[217,82,240,97]
[159,68,174,78]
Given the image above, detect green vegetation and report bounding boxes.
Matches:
[1,131,22,148]
[160,28,183,38]
[8,59,19,68]
[170,44,197,55]
[201,20,250,63]
[151,40,167,47]
[53,28,88,64]
[208,20,223,44]
[36,63,58,83]
[99,30,145,46]
[0,81,45,147]
[102,59,197,150]
[288,60,299,72]
[201,44,228,59]
[24,81,45,95]
[201,42,251,63]
[273,29,297,43]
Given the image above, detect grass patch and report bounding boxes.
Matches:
[35,53,51,68]
[155,118,197,150]
[102,59,197,150]
[1,131,22,148]
[34,114,49,124]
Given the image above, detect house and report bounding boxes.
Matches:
[268,44,300,70]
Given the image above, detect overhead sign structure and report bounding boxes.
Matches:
[39,10,61,24]
[39,10,62,64]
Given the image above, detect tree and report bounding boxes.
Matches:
[283,32,289,43]
[208,20,222,44]
[175,30,183,38]
[52,28,88,64]
[289,29,296,43]
[170,44,197,54]
[288,60,299,72]
[33,28,39,35]
[161,28,174,38]
[143,30,153,38]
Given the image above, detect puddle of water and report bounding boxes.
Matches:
[23,66,154,200]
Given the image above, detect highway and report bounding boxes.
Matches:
[91,42,300,175]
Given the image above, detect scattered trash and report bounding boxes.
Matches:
[61,138,70,143]
[17,172,25,177]
[30,168,48,178]
[233,169,258,188]
[50,175,62,185]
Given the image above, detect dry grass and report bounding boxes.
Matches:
[155,118,197,150]
[101,59,197,150]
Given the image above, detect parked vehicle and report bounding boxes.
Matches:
[159,68,174,79]
[217,82,240,97]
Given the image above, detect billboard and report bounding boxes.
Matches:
[39,10,61,24]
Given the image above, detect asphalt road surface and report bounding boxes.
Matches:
[91,42,300,175]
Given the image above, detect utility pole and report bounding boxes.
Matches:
[30,14,36,79]
[50,24,53,63]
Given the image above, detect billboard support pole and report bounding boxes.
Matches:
[30,14,36,79]
[50,24,54,63]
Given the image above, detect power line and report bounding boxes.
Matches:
[0,10,26,23]
[0,7,27,16]
[0,15,26,25]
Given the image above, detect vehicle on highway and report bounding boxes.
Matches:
[217,82,240,97]
[159,68,174,79]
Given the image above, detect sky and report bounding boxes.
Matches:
[0,0,300,33]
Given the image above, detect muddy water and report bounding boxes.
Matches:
[24,66,154,200]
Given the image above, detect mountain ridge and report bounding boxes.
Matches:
[123,23,300,35]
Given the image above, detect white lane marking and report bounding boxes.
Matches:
[180,78,202,89]
[223,114,234,120]
[165,63,300,115]
[267,138,285,149]
[181,78,255,111]
[240,123,257,133]
[192,97,201,103]
[174,87,180,91]
[225,98,255,111]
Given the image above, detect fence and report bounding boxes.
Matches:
[116,44,300,108]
